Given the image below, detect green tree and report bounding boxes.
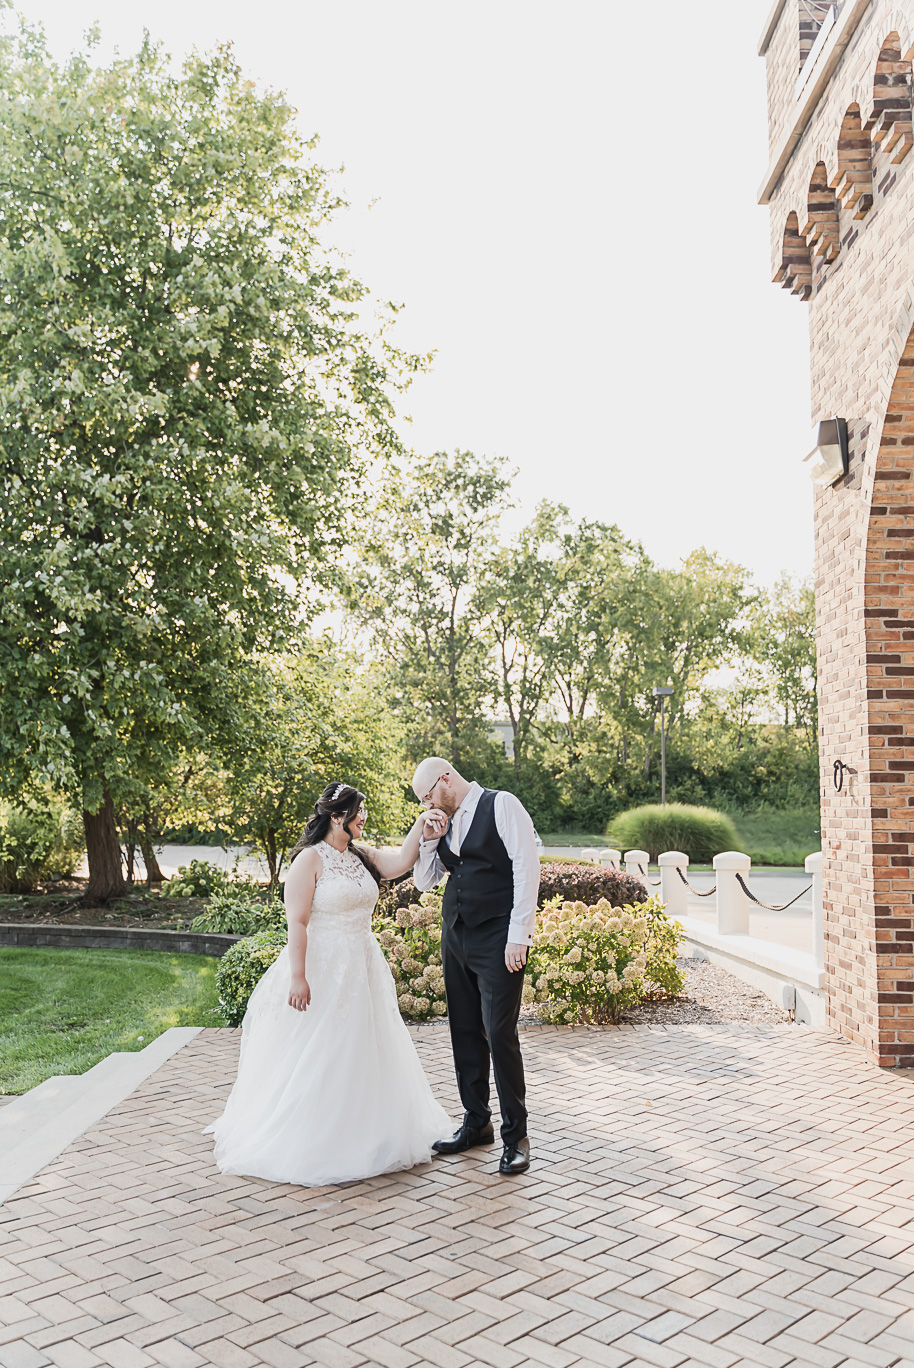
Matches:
[477,502,565,771]
[751,575,817,739]
[223,648,412,884]
[350,449,510,768]
[0,24,418,897]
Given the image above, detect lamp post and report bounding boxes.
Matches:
[653,686,673,805]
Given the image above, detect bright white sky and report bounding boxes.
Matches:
[18,0,814,586]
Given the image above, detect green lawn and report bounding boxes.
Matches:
[732,808,820,867]
[539,832,609,847]
[0,947,221,1095]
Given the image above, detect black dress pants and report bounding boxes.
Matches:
[440,914,527,1144]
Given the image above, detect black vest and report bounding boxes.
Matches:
[438,788,514,929]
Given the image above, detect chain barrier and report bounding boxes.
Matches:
[674,867,717,897]
[637,864,662,888]
[735,874,813,912]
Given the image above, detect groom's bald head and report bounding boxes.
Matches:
[412,758,472,816]
[412,757,457,803]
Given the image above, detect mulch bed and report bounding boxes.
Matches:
[0,877,204,931]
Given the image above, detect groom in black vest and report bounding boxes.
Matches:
[412,758,540,1175]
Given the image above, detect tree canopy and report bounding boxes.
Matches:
[0,23,419,894]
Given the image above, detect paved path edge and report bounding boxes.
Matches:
[0,1025,203,1207]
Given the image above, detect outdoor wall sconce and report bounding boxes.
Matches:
[803,418,849,487]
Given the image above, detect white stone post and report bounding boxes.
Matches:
[624,849,650,887]
[659,851,689,919]
[806,850,824,973]
[713,851,751,935]
[599,848,621,870]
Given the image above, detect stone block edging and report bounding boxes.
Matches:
[0,1026,203,1206]
[0,923,241,957]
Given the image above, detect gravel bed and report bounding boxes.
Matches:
[620,957,789,1026]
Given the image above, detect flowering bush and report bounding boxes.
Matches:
[373,891,447,1022]
[168,859,236,898]
[527,895,682,1025]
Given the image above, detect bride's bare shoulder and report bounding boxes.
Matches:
[285,846,322,889]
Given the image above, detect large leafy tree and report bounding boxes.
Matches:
[0,23,417,897]
[350,449,510,769]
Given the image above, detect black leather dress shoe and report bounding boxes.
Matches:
[499,1137,530,1175]
[432,1122,495,1155]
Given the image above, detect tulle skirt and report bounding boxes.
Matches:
[207,928,451,1187]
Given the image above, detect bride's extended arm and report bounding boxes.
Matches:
[364,810,446,882]
[284,848,321,1011]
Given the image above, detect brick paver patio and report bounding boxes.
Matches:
[2,1023,914,1368]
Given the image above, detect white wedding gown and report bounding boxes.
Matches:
[208,841,451,1186]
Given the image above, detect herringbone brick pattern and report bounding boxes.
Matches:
[2,1024,914,1368]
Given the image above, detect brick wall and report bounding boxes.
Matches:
[765,4,803,156]
[763,2,914,1064]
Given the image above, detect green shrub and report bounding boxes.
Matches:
[641,898,687,999]
[374,891,447,1022]
[191,887,285,936]
[608,803,739,863]
[527,894,682,1025]
[168,859,234,898]
[215,929,287,1026]
[0,796,84,893]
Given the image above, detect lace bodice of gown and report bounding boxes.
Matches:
[309,841,379,932]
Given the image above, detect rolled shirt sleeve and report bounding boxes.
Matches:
[494,791,540,946]
[413,835,446,891]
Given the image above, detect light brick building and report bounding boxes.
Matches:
[761,0,914,1065]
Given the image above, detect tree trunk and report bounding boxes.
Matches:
[83,790,128,902]
[139,832,165,885]
[266,830,279,887]
[122,815,139,885]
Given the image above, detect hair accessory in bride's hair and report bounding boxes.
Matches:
[330,783,348,802]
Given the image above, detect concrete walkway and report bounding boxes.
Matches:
[2,1024,914,1367]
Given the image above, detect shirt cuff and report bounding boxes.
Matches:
[507,921,535,946]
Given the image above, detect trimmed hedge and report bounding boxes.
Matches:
[608,803,738,863]
[537,863,647,909]
[375,863,646,919]
[215,929,287,1026]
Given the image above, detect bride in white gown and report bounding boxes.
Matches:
[208,782,451,1186]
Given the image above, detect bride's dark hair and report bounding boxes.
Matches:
[289,783,381,884]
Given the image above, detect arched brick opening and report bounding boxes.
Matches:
[864,323,914,1066]
[775,211,812,300]
[868,32,914,166]
[834,104,873,219]
[803,162,840,273]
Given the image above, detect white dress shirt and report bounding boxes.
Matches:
[413,781,541,945]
